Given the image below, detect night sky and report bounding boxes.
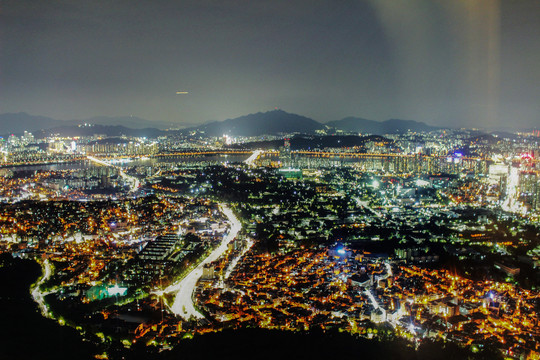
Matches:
[1,0,539,128]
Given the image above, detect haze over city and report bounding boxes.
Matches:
[1,0,539,129]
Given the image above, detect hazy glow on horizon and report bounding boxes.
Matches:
[0,0,538,128]
[369,0,502,126]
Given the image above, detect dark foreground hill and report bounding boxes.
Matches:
[156,328,498,360]
[0,254,96,360]
[0,255,500,360]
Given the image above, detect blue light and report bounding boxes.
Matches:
[337,248,346,255]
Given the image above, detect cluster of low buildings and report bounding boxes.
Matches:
[194,246,539,358]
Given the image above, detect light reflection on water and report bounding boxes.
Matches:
[4,155,250,172]
[3,153,381,173]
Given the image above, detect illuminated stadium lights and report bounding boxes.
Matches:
[108,284,128,297]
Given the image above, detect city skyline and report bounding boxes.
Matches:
[0,116,539,359]
[0,1,539,358]
[1,1,539,129]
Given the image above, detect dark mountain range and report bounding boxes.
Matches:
[74,115,172,129]
[2,110,449,139]
[182,110,325,137]
[183,110,443,137]
[0,113,61,135]
[0,112,171,135]
[33,125,168,139]
[327,117,441,134]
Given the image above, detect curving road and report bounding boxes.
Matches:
[244,150,263,167]
[168,204,242,319]
[224,237,253,280]
[31,259,53,318]
[87,155,140,192]
[502,166,525,214]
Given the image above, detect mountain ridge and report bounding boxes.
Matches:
[181,110,446,137]
[33,125,168,139]
[0,112,172,135]
[2,110,449,138]
[181,110,325,137]
[326,116,440,134]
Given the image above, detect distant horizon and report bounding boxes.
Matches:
[2,1,539,129]
[1,108,537,133]
[5,107,538,131]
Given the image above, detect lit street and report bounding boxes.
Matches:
[31,259,53,318]
[168,204,242,319]
[244,150,263,167]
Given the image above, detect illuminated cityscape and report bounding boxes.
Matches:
[0,123,539,359]
[1,1,540,359]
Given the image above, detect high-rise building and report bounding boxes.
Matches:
[519,171,537,210]
[279,138,292,167]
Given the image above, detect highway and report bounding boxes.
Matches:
[384,261,393,278]
[87,155,140,192]
[364,289,381,310]
[31,259,53,318]
[224,237,254,280]
[168,204,242,319]
[501,166,528,214]
[244,150,263,166]
[354,197,388,221]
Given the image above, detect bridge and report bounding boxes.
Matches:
[87,156,140,192]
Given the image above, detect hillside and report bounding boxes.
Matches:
[0,112,170,135]
[183,110,325,137]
